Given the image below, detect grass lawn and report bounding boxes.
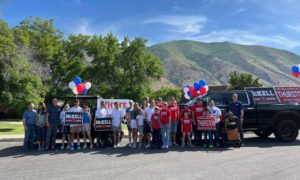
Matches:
[0,120,24,135]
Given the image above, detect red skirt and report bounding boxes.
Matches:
[182,123,192,133]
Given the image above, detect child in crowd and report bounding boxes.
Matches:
[60,103,71,150]
[151,107,162,150]
[82,105,93,149]
[181,110,194,147]
[36,102,47,150]
[69,99,83,150]
[201,109,214,148]
[136,108,144,148]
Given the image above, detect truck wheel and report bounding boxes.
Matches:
[274,120,298,142]
[254,130,272,138]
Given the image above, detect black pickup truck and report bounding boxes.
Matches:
[184,90,300,142]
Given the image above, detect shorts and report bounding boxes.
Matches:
[144,121,151,134]
[61,126,70,135]
[112,126,121,132]
[70,126,82,133]
[130,119,137,129]
[171,121,178,133]
[138,125,144,134]
[182,124,192,133]
[82,124,91,132]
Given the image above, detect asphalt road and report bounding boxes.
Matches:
[1,134,300,180]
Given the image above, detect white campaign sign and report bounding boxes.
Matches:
[97,98,130,115]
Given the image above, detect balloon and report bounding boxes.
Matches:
[199,87,207,95]
[193,82,201,90]
[199,80,206,87]
[187,91,192,97]
[82,89,88,95]
[292,66,299,73]
[76,83,86,94]
[85,82,92,90]
[203,85,209,92]
[72,88,78,95]
[189,86,198,97]
[292,72,299,78]
[185,85,190,89]
[68,81,76,89]
[184,94,191,100]
[73,77,82,85]
[183,87,189,93]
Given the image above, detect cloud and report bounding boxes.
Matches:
[285,24,300,33]
[144,15,207,34]
[232,8,247,15]
[194,30,300,49]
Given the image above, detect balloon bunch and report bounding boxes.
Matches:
[291,65,300,78]
[183,80,209,100]
[68,77,92,95]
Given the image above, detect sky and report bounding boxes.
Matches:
[1,0,300,54]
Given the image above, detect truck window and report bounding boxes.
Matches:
[205,93,224,106]
[224,92,249,105]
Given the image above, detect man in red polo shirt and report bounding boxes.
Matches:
[160,102,171,149]
[192,98,205,146]
[168,97,179,146]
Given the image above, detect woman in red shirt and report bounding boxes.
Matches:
[181,111,194,147]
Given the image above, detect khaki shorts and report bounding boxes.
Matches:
[82,124,91,132]
[70,126,82,133]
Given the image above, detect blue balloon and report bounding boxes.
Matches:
[82,89,88,95]
[185,85,190,89]
[292,66,299,73]
[187,91,192,97]
[193,82,200,90]
[73,77,82,85]
[199,80,206,87]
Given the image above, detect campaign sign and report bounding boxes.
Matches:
[197,116,216,131]
[65,112,83,125]
[274,87,300,103]
[245,87,279,104]
[97,98,129,115]
[95,117,113,131]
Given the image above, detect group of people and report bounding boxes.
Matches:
[22,94,244,151]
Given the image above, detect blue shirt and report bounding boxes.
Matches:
[83,112,90,124]
[228,101,243,118]
[47,105,61,125]
[23,110,37,125]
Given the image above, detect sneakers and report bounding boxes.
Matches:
[165,145,169,149]
[117,143,121,147]
[209,144,214,148]
[145,144,151,148]
[60,145,64,150]
[66,144,71,150]
[173,143,179,147]
[132,143,137,148]
[71,146,74,151]
[162,145,165,149]
[83,144,87,149]
[181,144,185,148]
[113,145,117,148]
[77,143,81,150]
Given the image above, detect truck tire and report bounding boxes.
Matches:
[254,130,272,138]
[274,120,298,142]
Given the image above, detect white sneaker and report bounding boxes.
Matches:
[71,146,74,151]
[60,145,64,150]
[77,144,81,150]
[117,143,121,147]
[145,144,151,148]
[113,145,117,148]
[162,145,165,149]
[83,144,87,149]
[166,145,169,149]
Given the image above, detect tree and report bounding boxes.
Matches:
[151,87,182,102]
[228,71,263,90]
[85,34,164,101]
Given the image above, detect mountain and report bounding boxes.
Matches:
[148,40,300,88]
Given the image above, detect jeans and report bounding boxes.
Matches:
[24,124,36,150]
[46,124,58,149]
[152,129,162,149]
[37,126,47,142]
[203,131,213,145]
[195,129,203,145]
[161,124,170,146]
[237,119,244,142]
[213,123,221,145]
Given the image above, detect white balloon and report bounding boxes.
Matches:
[183,87,189,93]
[296,64,300,71]
[184,94,191,100]
[204,85,209,92]
[85,82,92,90]
[68,81,76,89]
[72,88,78,95]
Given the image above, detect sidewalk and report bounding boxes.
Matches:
[0,134,23,142]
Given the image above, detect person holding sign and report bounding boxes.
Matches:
[112,102,124,148]
[201,109,215,148]
[151,107,162,150]
[82,106,93,149]
[208,100,222,147]
[181,110,194,148]
[69,100,83,150]
[95,101,109,147]
[60,103,71,150]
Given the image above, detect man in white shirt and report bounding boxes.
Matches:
[95,101,109,147]
[111,102,124,148]
[208,100,222,147]
[68,99,83,150]
[144,100,155,148]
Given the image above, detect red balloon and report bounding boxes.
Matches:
[199,87,207,95]
[292,72,299,78]
[76,83,86,94]
[189,86,198,97]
